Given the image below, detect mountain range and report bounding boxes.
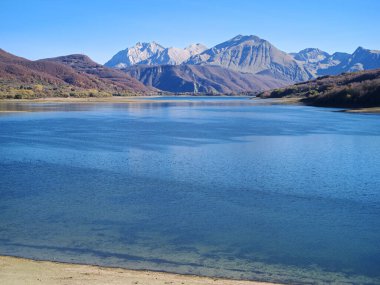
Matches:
[290,46,380,77]
[105,35,380,93]
[1,34,380,97]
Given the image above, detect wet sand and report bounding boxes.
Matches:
[0,256,279,285]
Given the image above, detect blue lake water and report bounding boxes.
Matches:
[0,98,380,284]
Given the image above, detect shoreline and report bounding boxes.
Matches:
[260,97,380,113]
[0,95,252,103]
[0,96,253,106]
[1,96,380,114]
[340,107,380,113]
[0,96,160,104]
[0,255,280,285]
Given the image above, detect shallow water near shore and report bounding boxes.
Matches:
[0,97,380,284]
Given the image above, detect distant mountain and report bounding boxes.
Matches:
[0,48,152,97]
[291,48,330,63]
[259,68,380,108]
[105,42,207,68]
[105,42,165,68]
[291,47,380,77]
[345,47,380,72]
[121,64,288,94]
[185,43,209,56]
[186,35,310,82]
[290,48,350,77]
[107,35,380,91]
[142,44,208,66]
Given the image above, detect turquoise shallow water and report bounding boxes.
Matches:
[0,98,380,284]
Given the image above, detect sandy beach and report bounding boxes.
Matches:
[0,256,279,285]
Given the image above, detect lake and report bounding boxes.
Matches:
[0,97,379,284]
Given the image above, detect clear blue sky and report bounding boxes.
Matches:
[1,0,379,64]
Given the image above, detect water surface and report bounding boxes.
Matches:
[0,98,379,284]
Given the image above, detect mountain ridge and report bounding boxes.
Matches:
[290,46,380,77]
[106,35,380,85]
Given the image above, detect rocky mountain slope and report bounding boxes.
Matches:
[186,35,310,82]
[122,64,288,93]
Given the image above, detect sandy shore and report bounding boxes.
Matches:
[0,256,279,285]
[255,97,303,105]
[341,107,380,113]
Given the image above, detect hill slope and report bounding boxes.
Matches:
[40,54,152,92]
[258,69,380,108]
[0,49,151,98]
[0,49,88,86]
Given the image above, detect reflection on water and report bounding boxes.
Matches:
[0,97,257,114]
[0,98,380,284]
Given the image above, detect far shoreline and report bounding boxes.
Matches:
[0,255,280,285]
[0,95,253,104]
[1,96,380,113]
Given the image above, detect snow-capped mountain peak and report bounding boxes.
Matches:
[105,42,207,67]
